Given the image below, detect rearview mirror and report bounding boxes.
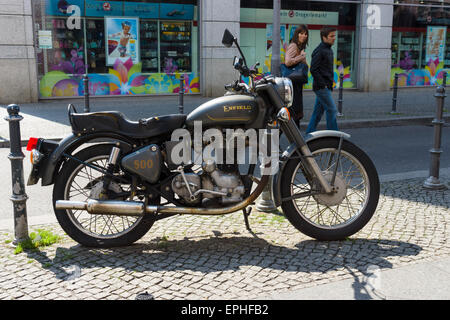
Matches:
[222,29,235,48]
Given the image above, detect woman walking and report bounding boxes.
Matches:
[284,25,309,127]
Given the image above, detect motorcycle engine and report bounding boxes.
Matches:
[171,160,245,206]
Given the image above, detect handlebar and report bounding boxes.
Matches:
[224,80,251,93]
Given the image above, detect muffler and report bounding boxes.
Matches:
[55,174,270,216]
[55,199,157,217]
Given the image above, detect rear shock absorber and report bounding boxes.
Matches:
[101,146,121,197]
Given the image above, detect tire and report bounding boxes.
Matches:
[280,138,380,241]
[53,144,156,247]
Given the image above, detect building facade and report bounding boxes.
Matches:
[0,0,449,103]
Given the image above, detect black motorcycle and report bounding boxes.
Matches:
[26,29,379,247]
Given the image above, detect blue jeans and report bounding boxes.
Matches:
[306,88,339,134]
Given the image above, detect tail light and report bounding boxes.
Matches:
[30,149,43,165]
[26,137,39,151]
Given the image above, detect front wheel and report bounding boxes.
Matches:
[280,138,380,241]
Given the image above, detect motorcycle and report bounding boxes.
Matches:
[26,29,380,247]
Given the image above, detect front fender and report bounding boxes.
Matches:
[271,130,351,207]
[41,133,134,186]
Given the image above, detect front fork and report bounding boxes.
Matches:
[277,109,339,194]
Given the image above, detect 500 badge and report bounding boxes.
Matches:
[133,159,154,169]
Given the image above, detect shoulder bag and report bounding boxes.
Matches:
[280,62,308,84]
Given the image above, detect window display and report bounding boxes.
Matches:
[42,18,86,75]
[160,21,192,73]
[392,32,424,69]
[34,0,199,98]
[86,19,107,73]
[240,1,358,89]
[391,3,449,87]
[336,31,354,73]
[140,21,159,73]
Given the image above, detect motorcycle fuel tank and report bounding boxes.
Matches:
[186,95,258,128]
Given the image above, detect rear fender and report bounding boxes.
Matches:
[271,130,351,207]
[40,133,135,186]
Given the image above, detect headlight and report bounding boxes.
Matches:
[274,77,293,107]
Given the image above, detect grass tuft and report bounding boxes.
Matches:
[13,229,61,254]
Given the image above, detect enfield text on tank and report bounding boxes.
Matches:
[26,29,380,247]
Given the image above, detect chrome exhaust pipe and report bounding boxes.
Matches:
[55,175,270,216]
[55,199,156,217]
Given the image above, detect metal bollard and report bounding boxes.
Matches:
[83,74,90,113]
[391,73,399,114]
[423,85,447,190]
[4,105,29,244]
[256,128,277,212]
[179,74,185,114]
[337,73,344,117]
[256,177,277,212]
[443,71,447,88]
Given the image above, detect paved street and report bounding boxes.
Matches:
[0,173,449,300]
[0,124,449,300]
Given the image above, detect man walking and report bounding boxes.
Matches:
[306,27,339,134]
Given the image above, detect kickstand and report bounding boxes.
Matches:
[242,207,252,232]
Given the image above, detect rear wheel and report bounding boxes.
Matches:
[280,138,380,241]
[53,144,157,247]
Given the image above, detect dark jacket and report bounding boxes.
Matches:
[310,41,334,91]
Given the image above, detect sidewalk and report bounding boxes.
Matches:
[0,170,448,300]
[0,86,449,147]
[0,88,449,301]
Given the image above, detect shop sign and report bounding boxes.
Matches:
[426,26,447,63]
[85,0,123,17]
[160,3,194,20]
[241,8,339,25]
[124,2,159,19]
[38,30,52,49]
[105,17,140,66]
[45,0,84,17]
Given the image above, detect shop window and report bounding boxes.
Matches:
[240,1,358,89]
[160,21,192,73]
[392,3,450,87]
[32,0,199,97]
[86,19,107,74]
[38,17,86,76]
[140,20,159,73]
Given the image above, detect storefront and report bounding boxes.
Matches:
[239,0,359,89]
[21,0,449,102]
[391,0,450,87]
[32,0,199,98]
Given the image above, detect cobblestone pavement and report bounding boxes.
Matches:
[0,175,449,300]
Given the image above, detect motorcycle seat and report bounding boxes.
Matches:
[69,110,186,139]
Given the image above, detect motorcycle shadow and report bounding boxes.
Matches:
[25,233,422,285]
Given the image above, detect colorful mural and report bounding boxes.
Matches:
[39,57,200,97]
[391,58,449,87]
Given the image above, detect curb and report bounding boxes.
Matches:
[1,115,448,148]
